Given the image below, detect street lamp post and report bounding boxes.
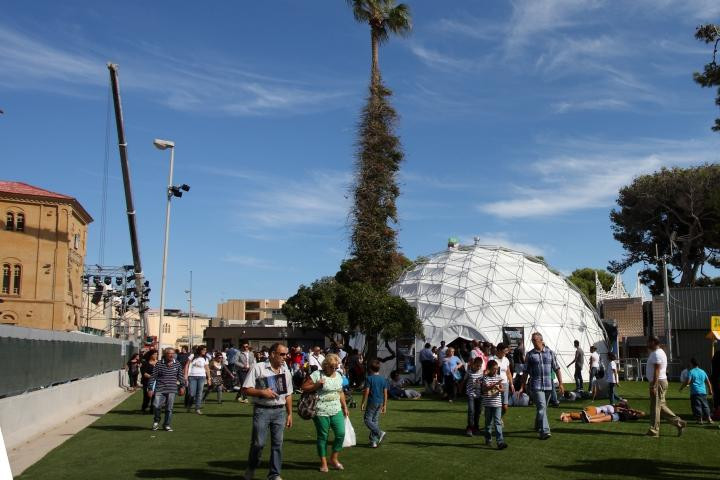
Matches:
[153,138,190,349]
[185,270,193,350]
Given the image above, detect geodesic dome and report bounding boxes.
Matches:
[390,244,608,381]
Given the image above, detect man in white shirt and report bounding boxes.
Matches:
[646,336,685,437]
[588,346,600,392]
[308,346,325,372]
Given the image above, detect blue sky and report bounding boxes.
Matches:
[2,0,719,315]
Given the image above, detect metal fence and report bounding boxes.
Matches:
[622,357,684,382]
[0,325,138,398]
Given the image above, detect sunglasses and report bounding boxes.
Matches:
[275,352,288,357]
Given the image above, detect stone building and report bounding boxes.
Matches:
[215,298,286,326]
[0,181,92,330]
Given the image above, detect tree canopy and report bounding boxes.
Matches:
[566,268,614,306]
[694,24,720,132]
[609,165,720,294]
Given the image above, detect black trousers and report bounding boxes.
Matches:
[421,360,434,385]
[141,385,152,412]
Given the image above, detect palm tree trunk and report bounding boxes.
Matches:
[371,29,380,91]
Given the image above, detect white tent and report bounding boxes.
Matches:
[389,244,608,381]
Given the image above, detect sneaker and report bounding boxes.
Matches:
[677,420,686,437]
[465,427,474,437]
[497,442,508,450]
[485,439,491,446]
[645,431,659,438]
[539,433,551,440]
[151,422,159,431]
[241,398,249,403]
[472,427,481,435]
[195,409,203,415]
[378,431,386,444]
[698,419,705,425]
[243,468,255,480]
[164,425,173,432]
[581,411,590,423]
[370,441,378,448]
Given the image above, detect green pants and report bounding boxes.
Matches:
[312,411,345,457]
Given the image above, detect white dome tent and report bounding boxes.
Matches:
[389,242,608,382]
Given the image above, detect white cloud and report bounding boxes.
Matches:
[237,171,351,228]
[0,24,348,116]
[478,136,720,218]
[552,98,629,113]
[409,44,481,72]
[505,0,605,53]
[223,255,276,270]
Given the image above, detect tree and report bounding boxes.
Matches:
[567,268,614,306]
[347,0,412,89]
[282,278,350,345]
[609,165,720,294]
[694,24,720,132]
[345,0,414,359]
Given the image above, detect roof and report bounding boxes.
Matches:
[0,180,93,223]
[0,181,72,199]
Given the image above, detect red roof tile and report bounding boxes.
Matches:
[0,181,73,199]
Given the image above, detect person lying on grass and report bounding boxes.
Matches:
[560,401,646,423]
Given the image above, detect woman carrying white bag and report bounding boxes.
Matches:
[302,353,351,472]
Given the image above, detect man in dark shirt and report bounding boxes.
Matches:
[566,340,584,392]
[149,347,186,432]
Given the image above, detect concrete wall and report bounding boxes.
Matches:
[0,369,125,450]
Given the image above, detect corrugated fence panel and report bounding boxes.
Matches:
[0,334,137,398]
[669,287,720,331]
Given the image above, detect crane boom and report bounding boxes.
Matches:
[107,62,149,338]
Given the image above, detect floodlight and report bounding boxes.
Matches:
[153,138,175,150]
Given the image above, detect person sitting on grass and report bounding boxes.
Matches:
[148,347,186,432]
[388,371,421,400]
[482,360,508,450]
[361,359,388,448]
[679,357,715,425]
[560,401,646,423]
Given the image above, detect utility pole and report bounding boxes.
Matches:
[186,271,194,349]
[655,244,673,362]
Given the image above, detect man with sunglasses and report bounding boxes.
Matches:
[242,343,293,480]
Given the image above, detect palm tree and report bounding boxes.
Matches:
[347,0,412,89]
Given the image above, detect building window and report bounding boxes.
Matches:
[5,213,13,231]
[163,323,171,334]
[1,264,9,294]
[12,265,21,295]
[73,233,80,249]
[16,213,24,232]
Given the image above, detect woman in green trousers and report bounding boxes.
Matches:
[303,353,350,472]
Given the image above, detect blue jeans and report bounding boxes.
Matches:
[574,367,583,391]
[532,389,552,435]
[364,403,383,442]
[589,367,598,390]
[691,394,712,420]
[467,396,482,429]
[248,407,286,478]
[153,392,176,427]
[188,376,206,409]
[607,382,617,404]
[484,406,504,444]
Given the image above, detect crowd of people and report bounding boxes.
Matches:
[123,334,718,480]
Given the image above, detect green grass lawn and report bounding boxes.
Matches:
[17,382,720,480]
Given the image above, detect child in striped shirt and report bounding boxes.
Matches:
[465,357,484,436]
[482,360,508,450]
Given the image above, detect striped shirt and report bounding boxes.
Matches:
[465,369,484,398]
[150,359,185,394]
[481,374,503,407]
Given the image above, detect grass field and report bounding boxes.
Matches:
[17,382,720,480]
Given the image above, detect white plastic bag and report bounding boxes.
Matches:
[342,416,356,448]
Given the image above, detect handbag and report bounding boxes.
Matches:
[297,372,323,420]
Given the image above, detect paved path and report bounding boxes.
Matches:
[8,389,132,477]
